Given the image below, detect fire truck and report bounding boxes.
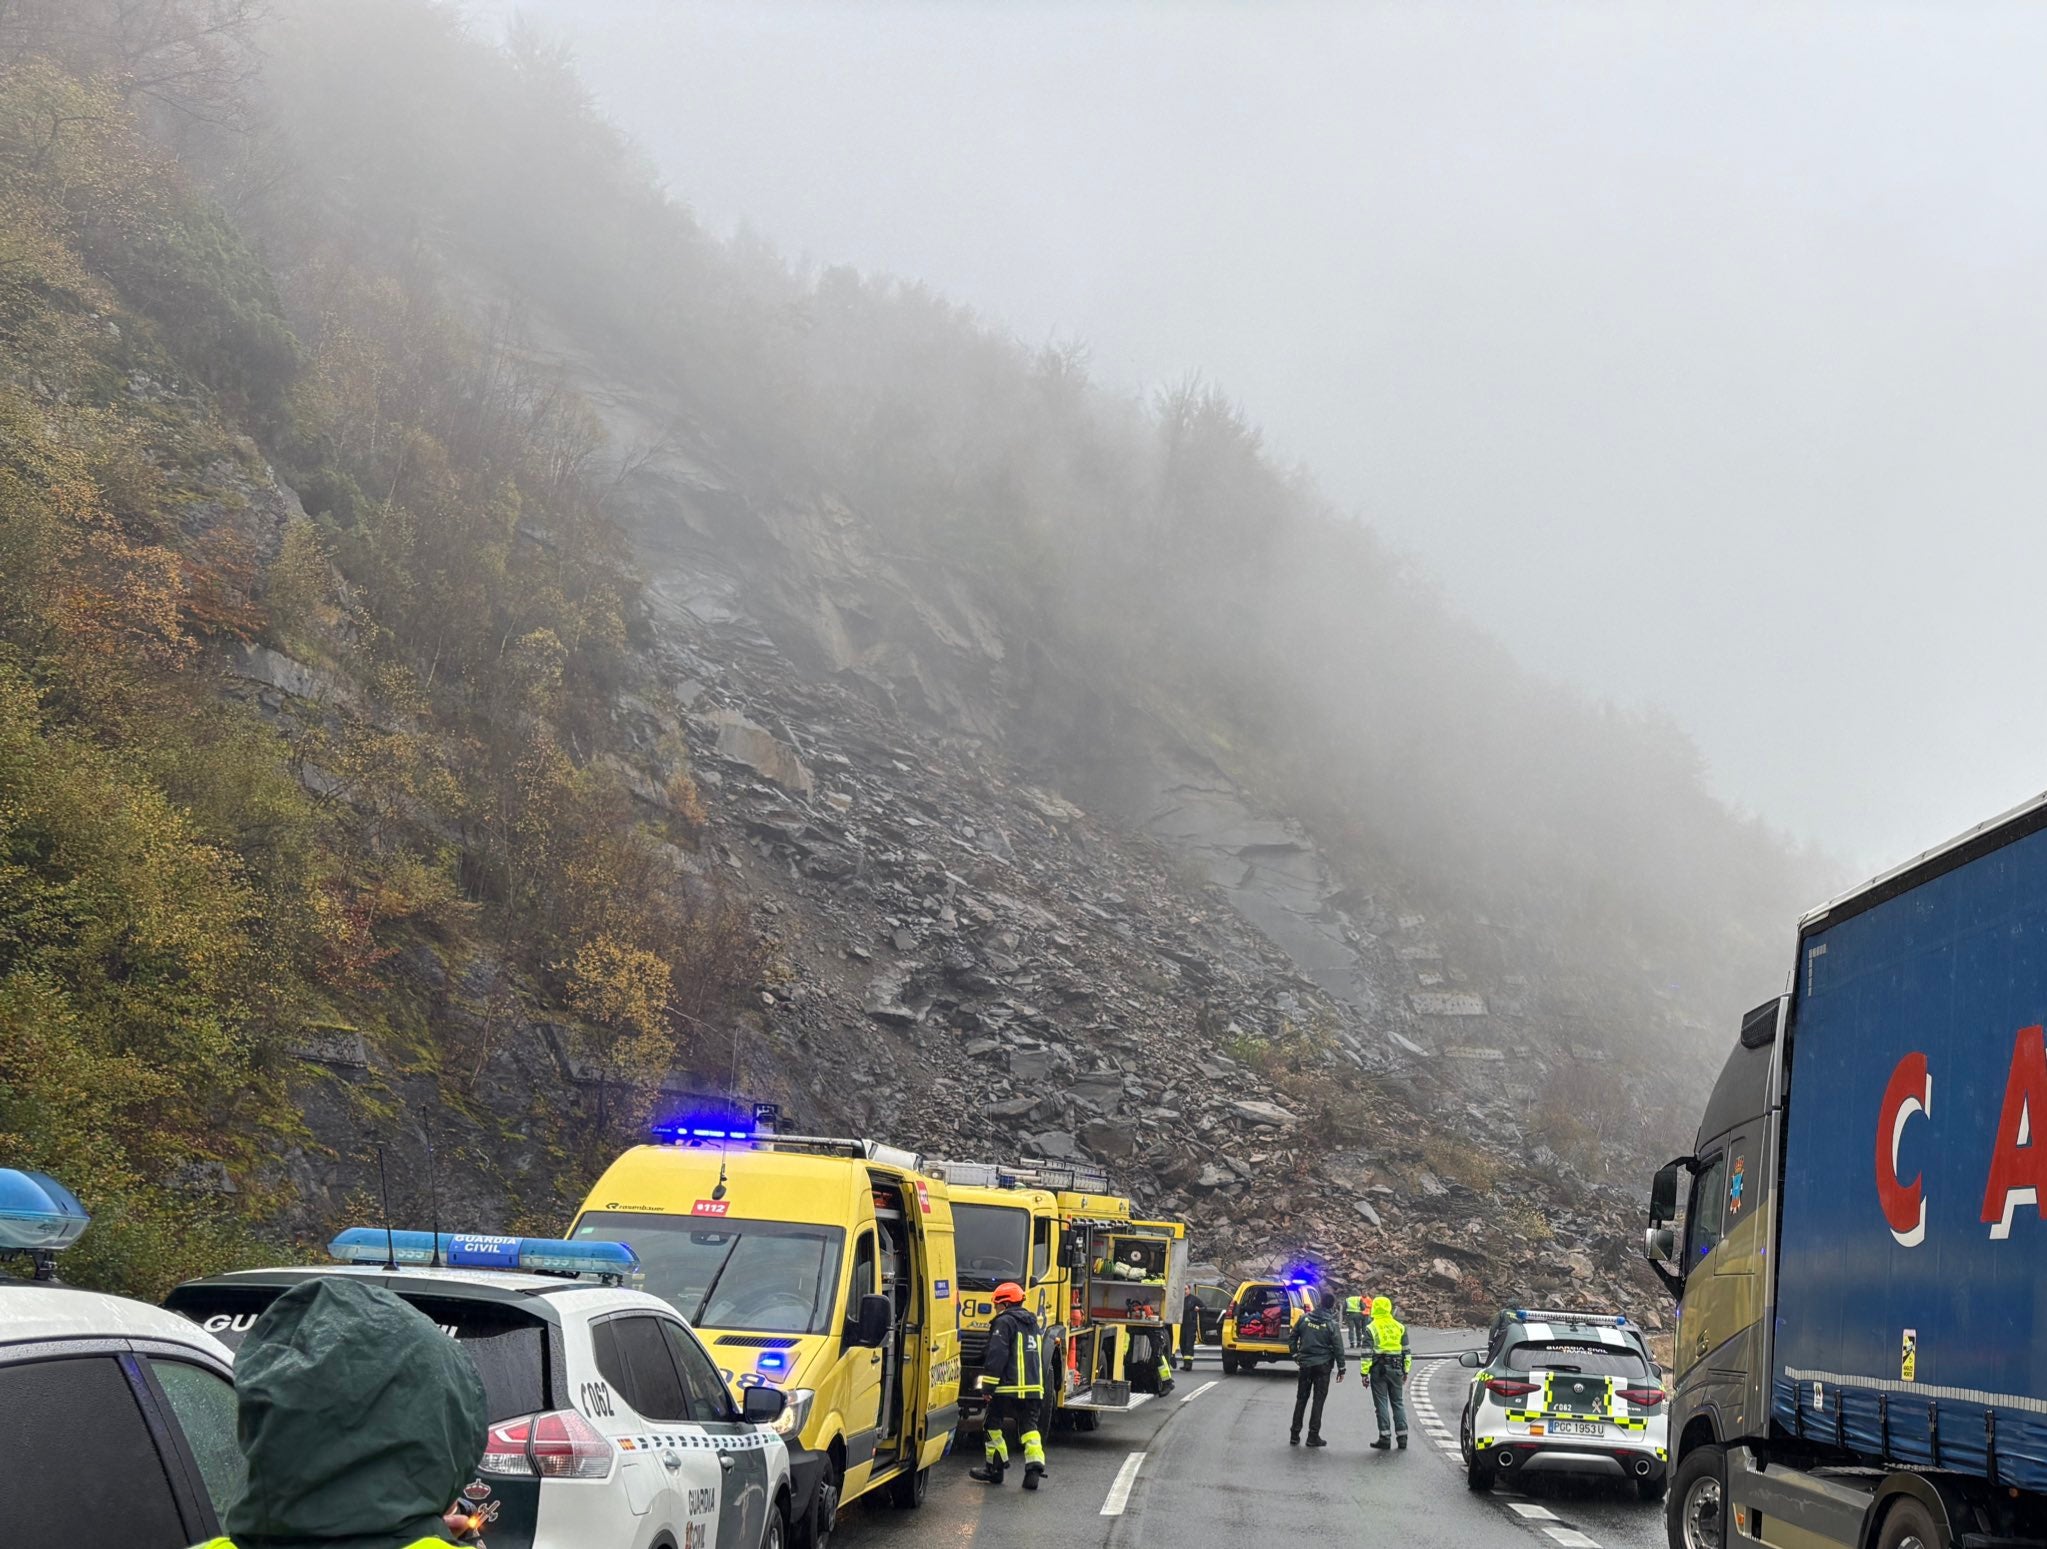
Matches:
[924,1156,1188,1433]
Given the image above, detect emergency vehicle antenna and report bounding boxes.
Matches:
[425,1132,442,1269]
[374,1146,398,1272]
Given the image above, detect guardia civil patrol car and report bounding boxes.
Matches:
[1455,1307,1669,1501]
[168,1229,795,1549]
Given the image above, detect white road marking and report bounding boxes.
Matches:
[1508,1503,1559,1520]
[1179,1380,1219,1404]
[1100,1451,1147,1516]
[1542,1530,1600,1548]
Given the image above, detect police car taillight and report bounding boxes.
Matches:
[480,1410,613,1480]
[1484,1377,1538,1399]
[1617,1385,1667,1406]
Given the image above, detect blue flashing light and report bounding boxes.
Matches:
[328,1228,641,1281]
[652,1109,754,1146]
[757,1351,789,1375]
[0,1170,90,1254]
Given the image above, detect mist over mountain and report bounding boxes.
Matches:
[0,0,1830,1311]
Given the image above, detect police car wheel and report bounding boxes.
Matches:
[761,1501,787,1549]
[1636,1474,1668,1504]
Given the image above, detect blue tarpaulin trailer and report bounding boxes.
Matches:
[1647,795,2047,1549]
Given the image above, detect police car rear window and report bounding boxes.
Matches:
[168,1283,551,1421]
[1505,1342,1648,1378]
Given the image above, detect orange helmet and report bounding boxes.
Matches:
[992,1281,1025,1305]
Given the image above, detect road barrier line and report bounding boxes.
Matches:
[1100,1451,1147,1516]
[1179,1380,1218,1404]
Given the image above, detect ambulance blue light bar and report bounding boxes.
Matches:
[652,1110,753,1144]
[0,1170,90,1254]
[328,1228,640,1280]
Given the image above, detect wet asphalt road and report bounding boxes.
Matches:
[832,1329,1665,1549]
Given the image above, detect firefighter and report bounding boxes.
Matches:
[972,1281,1049,1489]
[1286,1287,1346,1446]
[1366,1293,1411,1450]
[1179,1287,1201,1371]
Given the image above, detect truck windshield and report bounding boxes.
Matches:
[952,1203,1030,1289]
[1506,1342,1650,1379]
[574,1212,846,1334]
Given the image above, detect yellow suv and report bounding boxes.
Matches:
[1220,1280,1310,1374]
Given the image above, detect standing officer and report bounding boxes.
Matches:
[1343,1290,1366,1351]
[1179,1287,1201,1371]
[971,1281,1049,1490]
[1366,1294,1411,1450]
[1286,1287,1346,1447]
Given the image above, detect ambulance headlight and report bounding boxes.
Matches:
[768,1388,814,1437]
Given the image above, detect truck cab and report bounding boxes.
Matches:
[573,1132,960,1548]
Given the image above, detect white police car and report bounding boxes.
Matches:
[168,1229,796,1549]
[0,1169,247,1549]
[1456,1307,1669,1501]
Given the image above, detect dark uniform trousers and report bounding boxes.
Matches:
[1292,1361,1333,1440]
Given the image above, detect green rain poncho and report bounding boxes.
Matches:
[221,1276,488,1549]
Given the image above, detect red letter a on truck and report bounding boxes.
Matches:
[1981,1024,2047,1240]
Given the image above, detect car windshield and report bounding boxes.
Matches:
[952,1203,1029,1289]
[575,1212,845,1334]
[1507,1341,1650,1379]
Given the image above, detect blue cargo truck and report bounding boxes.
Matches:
[1644,798,2047,1549]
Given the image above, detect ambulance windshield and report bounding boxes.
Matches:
[576,1212,846,1334]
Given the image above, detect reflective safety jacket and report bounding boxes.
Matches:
[1368,1296,1411,1372]
[980,1304,1046,1398]
[1344,1295,1363,1315]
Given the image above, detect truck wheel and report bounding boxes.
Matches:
[1873,1497,1945,1549]
[1668,1444,1725,1549]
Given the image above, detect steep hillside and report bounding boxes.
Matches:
[0,3,1827,1322]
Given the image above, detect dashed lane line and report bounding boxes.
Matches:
[1418,1359,1607,1549]
[1542,1531,1600,1548]
[1508,1504,1559,1520]
[1179,1380,1219,1404]
[1100,1451,1147,1516]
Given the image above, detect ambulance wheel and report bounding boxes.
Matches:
[887,1466,928,1509]
[1872,1496,1945,1549]
[800,1456,841,1549]
[1221,1354,1239,1375]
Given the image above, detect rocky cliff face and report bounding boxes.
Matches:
[212,320,1690,1329]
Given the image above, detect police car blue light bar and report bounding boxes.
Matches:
[328,1228,640,1281]
[0,1170,90,1253]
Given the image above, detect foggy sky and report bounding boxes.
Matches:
[472,0,2047,871]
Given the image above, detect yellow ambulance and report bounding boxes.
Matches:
[572,1129,960,1549]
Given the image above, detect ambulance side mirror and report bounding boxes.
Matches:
[851,1293,892,1349]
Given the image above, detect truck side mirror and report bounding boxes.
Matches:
[851,1293,892,1349]
[742,1386,788,1423]
[1458,1350,1482,1368]
[1645,1226,1678,1262]
[1649,1164,1681,1226]
[1062,1229,1087,1270]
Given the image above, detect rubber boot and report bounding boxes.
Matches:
[1289,1432,1300,1446]
[1020,1429,1047,1488]
[970,1462,1007,1485]
[1307,1435,1328,1448]
[1023,1461,1045,1491]
[1370,1436,1392,1451]
[1397,1433,1408,1450]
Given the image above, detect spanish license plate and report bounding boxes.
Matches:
[1549,1420,1603,1438]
